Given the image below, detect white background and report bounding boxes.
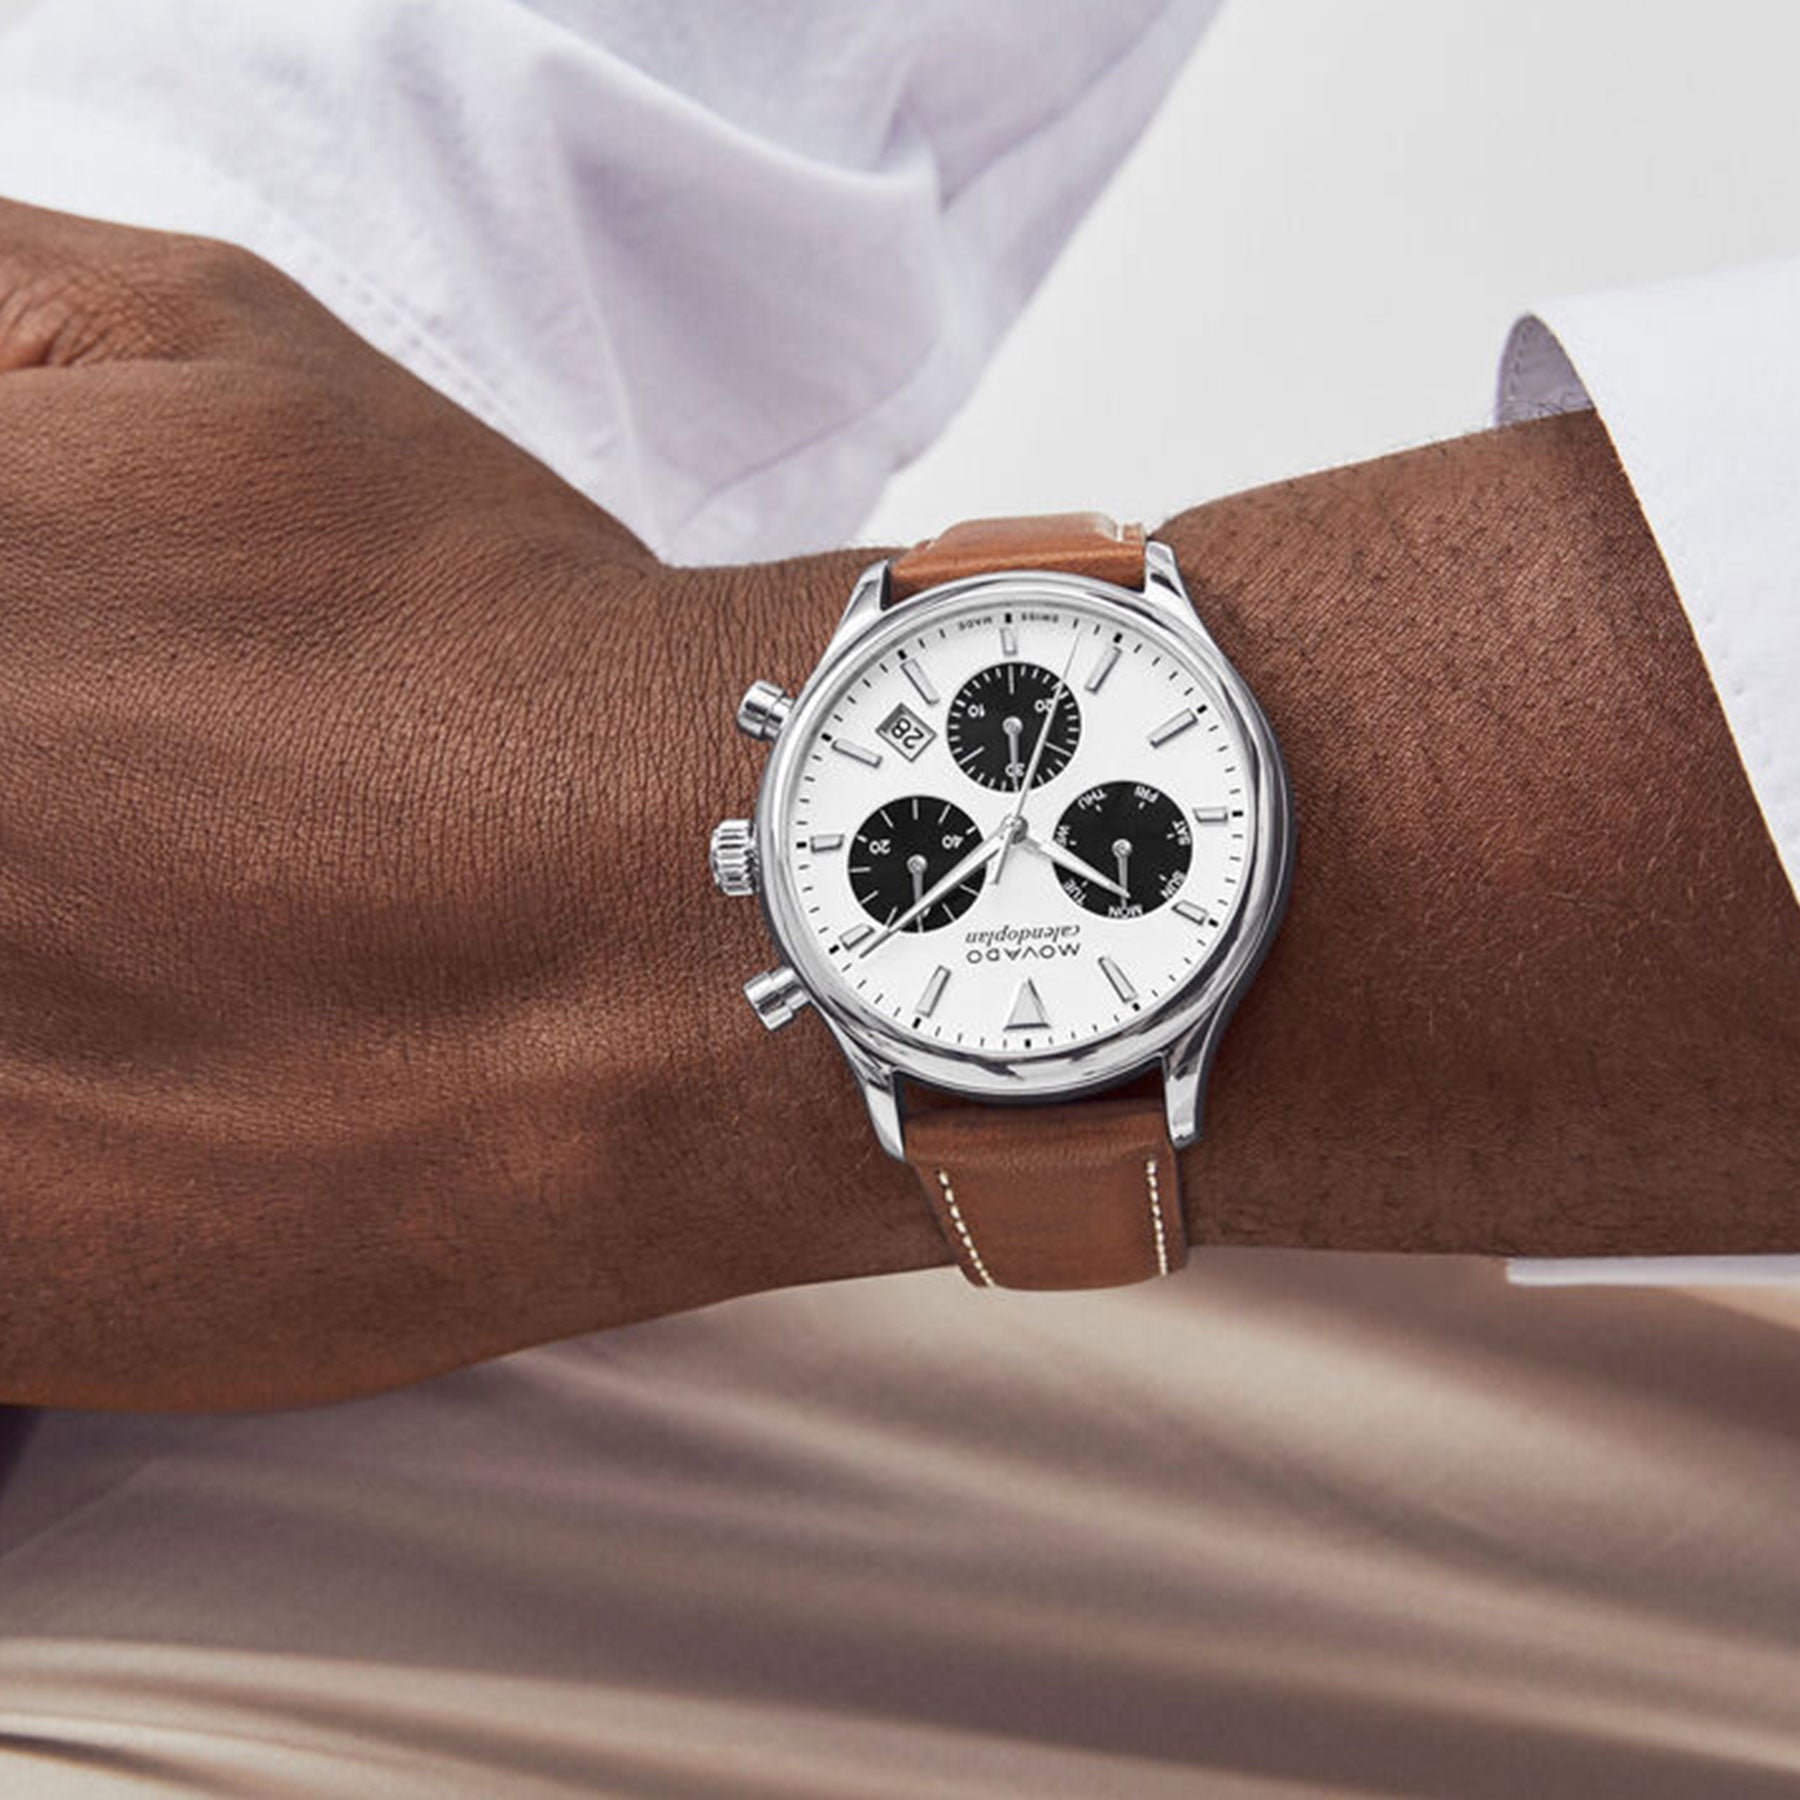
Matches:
[866,0,1800,541]
[4,0,1800,541]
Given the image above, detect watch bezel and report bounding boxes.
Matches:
[751,561,1292,1111]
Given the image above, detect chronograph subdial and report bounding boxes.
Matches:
[1053,781,1193,918]
[849,796,986,933]
[945,661,1081,792]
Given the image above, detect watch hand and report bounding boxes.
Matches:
[990,631,1082,887]
[858,829,1004,957]
[984,715,1026,892]
[1002,715,1024,783]
[1018,832,1130,901]
[1113,836,1132,899]
[908,852,927,909]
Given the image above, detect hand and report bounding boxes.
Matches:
[0,200,666,1406]
[908,854,928,909]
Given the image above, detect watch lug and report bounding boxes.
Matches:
[819,1012,905,1158]
[821,558,893,656]
[1143,536,1184,598]
[1160,996,1243,1148]
[1142,537,1221,647]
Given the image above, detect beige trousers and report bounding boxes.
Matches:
[3,1251,1799,1798]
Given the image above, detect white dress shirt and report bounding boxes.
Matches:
[0,0,1221,563]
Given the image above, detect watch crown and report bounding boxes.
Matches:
[736,679,794,742]
[709,818,758,896]
[743,965,810,1032]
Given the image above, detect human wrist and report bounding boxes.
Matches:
[582,551,954,1312]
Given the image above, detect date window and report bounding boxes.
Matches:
[876,702,935,762]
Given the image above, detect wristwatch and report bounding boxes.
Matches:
[709,513,1292,1289]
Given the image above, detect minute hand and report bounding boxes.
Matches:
[858,829,1005,957]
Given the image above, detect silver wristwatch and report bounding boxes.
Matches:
[708,513,1292,1290]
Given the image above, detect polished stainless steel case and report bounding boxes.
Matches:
[744,541,1293,1159]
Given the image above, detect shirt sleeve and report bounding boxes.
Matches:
[1497,261,1800,1289]
[0,0,1220,563]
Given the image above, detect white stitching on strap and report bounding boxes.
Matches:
[1146,1155,1170,1276]
[935,1168,995,1288]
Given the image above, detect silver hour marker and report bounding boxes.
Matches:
[917,966,951,1018]
[1085,644,1121,693]
[809,832,845,852]
[1004,978,1050,1032]
[839,922,874,951]
[1192,805,1230,824]
[831,737,883,768]
[1000,623,1019,656]
[1174,901,1209,926]
[1099,956,1137,1003]
[1148,709,1199,747]
[902,658,940,705]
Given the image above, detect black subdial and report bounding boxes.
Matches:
[850,796,985,932]
[1053,781,1192,918]
[945,661,1081,792]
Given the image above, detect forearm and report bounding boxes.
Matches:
[7,400,1794,1412]
[1155,409,1798,1255]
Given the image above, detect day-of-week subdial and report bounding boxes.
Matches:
[945,661,1080,792]
[849,796,985,933]
[1052,781,1192,918]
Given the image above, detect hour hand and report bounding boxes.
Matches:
[1022,833,1131,902]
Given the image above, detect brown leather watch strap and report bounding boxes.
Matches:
[904,1089,1187,1290]
[887,511,1146,603]
[883,510,1184,1290]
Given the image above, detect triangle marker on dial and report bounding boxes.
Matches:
[1004,978,1051,1032]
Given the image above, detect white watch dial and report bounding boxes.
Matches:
[778,592,1255,1057]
